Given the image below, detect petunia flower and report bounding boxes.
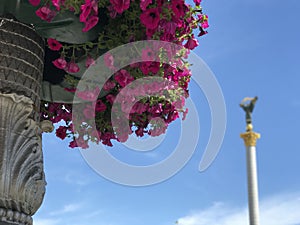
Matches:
[95,100,107,112]
[140,0,152,11]
[65,61,80,73]
[110,0,130,14]
[114,69,134,87]
[47,38,62,51]
[85,55,95,68]
[36,6,56,22]
[184,36,199,50]
[140,7,160,30]
[52,57,67,69]
[82,16,99,32]
[56,126,68,140]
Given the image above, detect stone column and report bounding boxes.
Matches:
[0,15,46,225]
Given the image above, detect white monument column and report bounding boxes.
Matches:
[241,125,261,225]
[240,96,261,225]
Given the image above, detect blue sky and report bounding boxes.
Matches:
[34,0,300,224]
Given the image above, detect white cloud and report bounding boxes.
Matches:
[34,218,61,225]
[177,192,300,225]
[49,203,82,216]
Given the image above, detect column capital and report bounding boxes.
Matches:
[240,131,260,147]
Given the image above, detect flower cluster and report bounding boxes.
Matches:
[33,0,209,148]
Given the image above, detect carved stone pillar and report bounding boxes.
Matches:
[0,15,46,225]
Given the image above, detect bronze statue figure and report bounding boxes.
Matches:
[240,96,258,125]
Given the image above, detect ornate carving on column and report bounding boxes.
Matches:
[0,93,46,225]
[0,14,46,225]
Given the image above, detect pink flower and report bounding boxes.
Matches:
[171,0,185,18]
[29,0,40,6]
[114,69,134,87]
[140,8,160,30]
[52,58,67,69]
[52,0,65,11]
[85,55,95,68]
[95,100,107,112]
[106,94,116,104]
[36,6,56,22]
[184,36,199,50]
[110,0,130,14]
[193,0,201,5]
[76,87,100,101]
[80,0,98,22]
[198,15,209,29]
[104,52,115,69]
[56,126,67,140]
[140,0,152,11]
[47,38,62,51]
[66,61,80,73]
[82,16,99,32]
[103,80,116,91]
[140,62,160,75]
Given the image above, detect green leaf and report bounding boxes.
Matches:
[1,0,106,44]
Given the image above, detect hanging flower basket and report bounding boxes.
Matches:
[1,0,209,148]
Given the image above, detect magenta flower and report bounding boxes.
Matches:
[106,94,115,104]
[29,0,40,6]
[82,16,99,32]
[184,36,199,50]
[66,61,80,73]
[140,7,160,30]
[80,0,98,22]
[36,6,56,22]
[140,0,152,11]
[110,0,130,14]
[85,55,95,68]
[52,0,65,11]
[171,0,185,18]
[47,38,62,51]
[95,100,107,112]
[114,69,134,87]
[52,58,67,69]
[103,80,116,91]
[193,0,201,6]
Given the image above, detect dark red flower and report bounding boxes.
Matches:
[56,126,68,140]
